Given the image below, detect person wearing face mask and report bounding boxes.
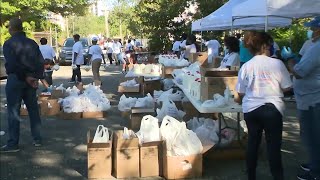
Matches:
[236,31,292,180]
[299,29,318,57]
[282,16,320,180]
[219,36,240,69]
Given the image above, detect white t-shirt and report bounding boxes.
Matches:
[219,52,240,68]
[72,41,84,65]
[205,39,221,57]
[112,42,122,54]
[299,39,316,56]
[89,45,103,61]
[107,42,113,53]
[172,41,181,51]
[236,55,292,115]
[184,44,197,59]
[39,45,56,60]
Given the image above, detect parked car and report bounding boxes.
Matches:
[0,46,7,78]
[59,38,91,65]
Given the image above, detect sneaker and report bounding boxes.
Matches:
[297,172,318,180]
[0,145,20,153]
[68,80,76,84]
[301,163,311,172]
[33,140,42,147]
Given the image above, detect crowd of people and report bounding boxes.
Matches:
[1,16,320,180]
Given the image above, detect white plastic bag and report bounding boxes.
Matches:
[156,99,185,121]
[136,115,161,144]
[134,93,154,108]
[118,95,138,111]
[92,125,110,143]
[171,128,203,156]
[123,127,136,139]
[201,94,227,108]
[52,64,60,71]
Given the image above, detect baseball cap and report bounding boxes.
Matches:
[304,16,320,28]
[92,37,99,41]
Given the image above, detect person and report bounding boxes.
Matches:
[236,31,292,180]
[88,37,106,85]
[299,29,317,57]
[69,34,84,84]
[282,16,320,180]
[183,34,197,60]
[238,32,254,67]
[125,39,134,64]
[172,37,181,56]
[113,39,126,72]
[202,37,221,64]
[1,17,44,152]
[106,38,114,64]
[39,37,57,85]
[219,36,240,69]
[179,33,188,59]
[271,41,281,58]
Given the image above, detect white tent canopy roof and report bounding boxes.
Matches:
[233,0,320,19]
[191,0,292,31]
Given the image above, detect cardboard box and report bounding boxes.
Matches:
[189,52,208,65]
[162,141,203,179]
[51,90,66,99]
[140,141,161,178]
[142,80,161,96]
[200,76,239,102]
[182,101,200,121]
[113,130,140,179]
[38,94,51,101]
[82,111,104,118]
[59,112,82,120]
[40,99,61,116]
[87,130,113,179]
[161,66,186,77]
[130,107,156,130]
[118,85,140,93]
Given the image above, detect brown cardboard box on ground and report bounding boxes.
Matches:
[87,130,113,179]
[118,85,140,93]
[59,111,82,120]
[140,141,162,178]
[112,130,140,179]
[189,52,208,65]
[142,80,161,96]
[200,76,239,102]
[161,66,186,77]
[38,94,51,101]
[130,107,156,130]
[40,99,61,116]
[162,141,203,179]
[82,111,104,119]
[50,89,66,99]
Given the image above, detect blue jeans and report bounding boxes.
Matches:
[298,103,320,177]
[6,74,42,147]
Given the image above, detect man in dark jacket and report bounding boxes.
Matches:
[1,17,44,152]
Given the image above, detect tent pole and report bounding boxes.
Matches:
[265,16,268,32]
[231,18,234,35]
[201,31,203,52]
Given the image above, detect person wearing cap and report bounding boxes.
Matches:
[69,34,84,84]
[282,16,320,180]
[88,37,106,85]
[39,37,57,86]
[1,17,44,152]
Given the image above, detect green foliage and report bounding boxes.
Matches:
[69,15,105,37]
[0,21,36,45]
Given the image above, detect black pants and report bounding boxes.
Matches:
[71,65,81,82]
[244,103,283,180]
[44,71,53,85]
[107,53,113,64]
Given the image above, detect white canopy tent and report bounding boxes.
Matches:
[191,0,292,31]
[233,0,320,19]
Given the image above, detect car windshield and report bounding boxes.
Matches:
[63,38,89,47]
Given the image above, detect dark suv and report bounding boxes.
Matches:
[59,38,91,65]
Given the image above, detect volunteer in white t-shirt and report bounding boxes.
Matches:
[202,38,221,64]
[125,39,134,64]
[113,39,126,72]
[88,37,105,84]
[183,34,197,60]
[106,39,114,64]
[172,38,181,56]
[39,37,57,86]
[219,37,240,69]
[236,31,292,180]
[69,34,84,83]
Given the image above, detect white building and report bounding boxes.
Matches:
[89,0,107,16]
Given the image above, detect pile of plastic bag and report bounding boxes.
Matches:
[154,89,185,104]
[201,87,237,108]
[136,115,161,144]
[118,93,154,112]
[160,116,203,156]
[156,99,186,122]
[187,117,219,146]
[55,84,66,91]
[162,79,175,90]
[59,84,111,113]
[159,58,189,67]
[120,79,139,87]
[131,64,162,76]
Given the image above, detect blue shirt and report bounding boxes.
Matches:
[239,41,253,63]
[3,32,44,80]
[293,40,320,110]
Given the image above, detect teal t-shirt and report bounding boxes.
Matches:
[239,41,253,63]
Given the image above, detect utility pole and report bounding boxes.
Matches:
[105,9,110,37]
[66,17,69,37]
